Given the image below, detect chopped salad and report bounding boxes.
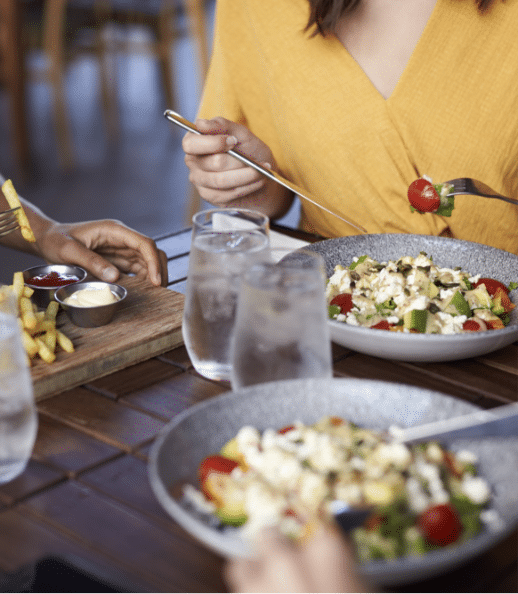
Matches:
[183,416,496,563]
[326,252,516,334]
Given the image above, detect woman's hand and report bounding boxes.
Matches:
[224,523,372,593]
[34,219,168,287]
[183,117,293,218]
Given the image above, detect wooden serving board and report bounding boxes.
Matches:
[30,276,185,401]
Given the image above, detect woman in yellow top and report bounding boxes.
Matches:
[183,0,518,255]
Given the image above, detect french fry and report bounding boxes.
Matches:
[22,330,39,358]
[57,330,74,353]
[20,296,37,330]
[35,337,56,364]
[43,330,57,352]
[1,179,36,242]
[12,271,24,300]
[10,271,75,364]
[45,301,59,321]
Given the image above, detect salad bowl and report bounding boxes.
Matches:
[299,234,518,362]
[148,378,518,586]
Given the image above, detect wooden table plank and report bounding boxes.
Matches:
[0,460,64,506]
[30,276,185,401]
[0,508,151,592]
[20,482,227,592]
[32,414,122,476]
[475,343,518,376]
[37,388,167,451]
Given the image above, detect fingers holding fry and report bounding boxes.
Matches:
[1,179,36,242]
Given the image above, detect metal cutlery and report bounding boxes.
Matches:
[444,178,518,206]
[333,402,518,532]
[164,110,368,234]
[0,207,20,238]
[389,401,518,444]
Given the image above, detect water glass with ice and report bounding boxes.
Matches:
[0,286,38,484]
[182,208,270,381]
[230,250,333,389]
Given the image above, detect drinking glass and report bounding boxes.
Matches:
[0,286,38,483]
[182,208,270,381]
[230,250,333,389]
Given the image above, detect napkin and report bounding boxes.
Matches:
[212,212,309,261]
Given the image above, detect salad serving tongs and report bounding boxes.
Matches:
[164,110,367,234]
[333,402,518,532]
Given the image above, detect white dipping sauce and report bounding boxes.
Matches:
[65,285,118,307]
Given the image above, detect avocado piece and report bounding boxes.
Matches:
[216,508,248,527]
[465,286,492,309]
[427,282,440,299]
[403,309,428,332]
[444,291,471,317]
[220,437,242,462]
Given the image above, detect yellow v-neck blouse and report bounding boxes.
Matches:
[198,0,518,254]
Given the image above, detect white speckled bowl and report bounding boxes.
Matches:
[148,378,518,586]
[299,234,518,361]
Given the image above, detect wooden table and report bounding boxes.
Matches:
[0,225,516,592]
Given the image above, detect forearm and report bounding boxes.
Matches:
[0,174,56,257]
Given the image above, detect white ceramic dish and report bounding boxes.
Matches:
[301,234,518,362]
[148,378,518,587]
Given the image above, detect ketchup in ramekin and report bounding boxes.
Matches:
[24,271,81,287]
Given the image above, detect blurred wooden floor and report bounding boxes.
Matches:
[0,2,298,284]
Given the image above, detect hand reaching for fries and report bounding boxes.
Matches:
[9,271,74,365]
[0,176,168,287]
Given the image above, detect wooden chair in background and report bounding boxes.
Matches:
[34,0,210,169]
[0,1,31,175]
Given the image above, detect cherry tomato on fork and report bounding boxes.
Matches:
[408,178,441,213]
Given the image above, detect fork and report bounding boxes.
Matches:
[444,178,518,206]
[0,208,20,238]
[164,110,368,234]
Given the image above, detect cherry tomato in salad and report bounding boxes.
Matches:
[330,293,354,315]
[462,319,486,332]
[370,320,391,330]
[472,278,509,296]
[418,504,462,546]
[198,455,239,485]
[408,178,441,213]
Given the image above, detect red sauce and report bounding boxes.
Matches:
[25,271,80,288]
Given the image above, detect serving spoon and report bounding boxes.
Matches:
[164,110,368,234]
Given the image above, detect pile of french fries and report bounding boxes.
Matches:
[10,272,74,365]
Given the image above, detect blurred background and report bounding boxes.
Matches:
[0,0,299,283]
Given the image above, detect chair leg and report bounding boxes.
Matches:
[43,0,75,168]
[1,0,31,174]
[186,183,202,224]
[158,1,177,110]
[184,0,209,81]
[94,1,119,140]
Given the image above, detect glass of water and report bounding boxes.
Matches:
[230,250,333,389]
[182,208,270,381]
[0,286,38,484]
